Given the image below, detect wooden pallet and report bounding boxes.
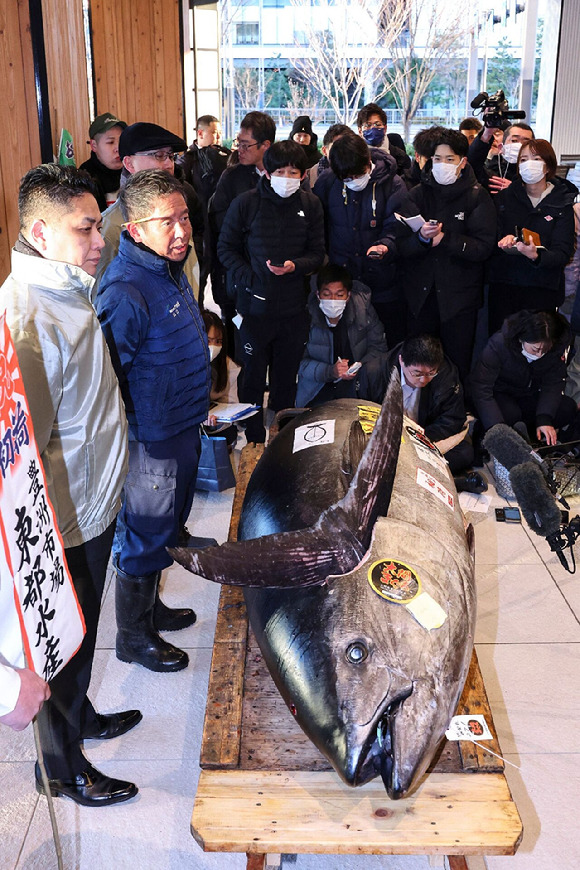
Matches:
[192,444,523,869]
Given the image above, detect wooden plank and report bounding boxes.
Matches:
[192,770,523,857]
[455,649,503,773]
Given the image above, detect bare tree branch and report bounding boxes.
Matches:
[288,0,408,126]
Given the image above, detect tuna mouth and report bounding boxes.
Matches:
[370,688,413,799]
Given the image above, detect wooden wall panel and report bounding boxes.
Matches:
[90,0,184,136]
[0,0,42,282]
[42,0,91,165]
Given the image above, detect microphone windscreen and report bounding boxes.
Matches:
[483,424,532,470]
[509,462,562,538]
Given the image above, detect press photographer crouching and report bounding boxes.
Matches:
[387,335,487,494]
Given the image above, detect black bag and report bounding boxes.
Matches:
[195,430,236,492]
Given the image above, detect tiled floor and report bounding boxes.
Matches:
[1,457,579,870]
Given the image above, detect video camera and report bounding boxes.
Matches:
[470,89,526,128]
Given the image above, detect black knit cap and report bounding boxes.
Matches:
[289,115,314,138]
[119,123,187,159]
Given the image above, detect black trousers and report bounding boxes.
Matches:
[239,312,309,442]
[36,522,115,779]
[407,290,478,384]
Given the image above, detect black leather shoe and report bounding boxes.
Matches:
[153,596,197,632]
[454,471,488,494]
[35,762,138,807]
[82,709,142,741]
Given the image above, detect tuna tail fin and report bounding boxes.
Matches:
[169,370,403,588]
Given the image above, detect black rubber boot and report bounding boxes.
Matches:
[115,566,189,672]
[153,588,197,632]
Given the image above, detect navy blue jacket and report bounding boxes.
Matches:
[96,232,211,442]
[313,150,408,303]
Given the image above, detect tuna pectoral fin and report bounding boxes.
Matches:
[169,371,403,589]
[340,367,403,548]
[168,507,367,588]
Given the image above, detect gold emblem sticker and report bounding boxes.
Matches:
[357,404,380,434]
[368,559,421,602]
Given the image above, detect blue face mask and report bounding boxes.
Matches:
[363,127,385,148]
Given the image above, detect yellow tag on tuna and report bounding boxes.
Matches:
[357,404,380,434]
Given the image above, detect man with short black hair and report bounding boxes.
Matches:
[357,102,411,184]
[218,140,325,442]
[1,164,138,806]
[179,115,231,301]
[387,335,486,492]
[97,169,216,674]
[296,264,388,407]
[396,128,496,381]
[459,117,483,145]
[79,112,127,210]
[468,121,535,193]
[209,111,276,342]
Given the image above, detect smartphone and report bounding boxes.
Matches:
[428,219,439,226]
[269,262,285,268]
[346,361,362,376]
[561,510,569,525]
[367,250,383,259]
[495,507,521,523]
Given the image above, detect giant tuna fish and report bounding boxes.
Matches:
[171,373,476,798]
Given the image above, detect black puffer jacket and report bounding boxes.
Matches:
[471,318,571,430]
[217,176,325,319]
[488,176,577,304]
[313,149,408,303]
[386,344,467,442]
[395,162,496,321]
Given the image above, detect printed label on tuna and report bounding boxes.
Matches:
[413,442,449,476]
[405,591,447,630]
[367,559,420,602]
[416,467,454,511]
[405,424,443,457]
[293,419,335,452]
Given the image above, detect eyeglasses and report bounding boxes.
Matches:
[362,122,385,130]
[134,150,179,163]
[234,139,260,152]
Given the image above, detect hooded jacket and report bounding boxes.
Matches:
[217,175,325,319]
[395,162,496,321]
[296,281,388,406]
[471,318,571,430]
[96,233,211,442]
[488,176,576,301]
[1,246,128,548]
[313,149,408,303]
[288,116,320,169]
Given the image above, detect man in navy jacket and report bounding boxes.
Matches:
[97,170,215,674]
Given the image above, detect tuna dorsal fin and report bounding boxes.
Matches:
[169,370,403,588]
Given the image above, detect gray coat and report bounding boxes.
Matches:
[296,282,388,407]
[1,250,128,547]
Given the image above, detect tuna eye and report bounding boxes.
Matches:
[345,642,368,664]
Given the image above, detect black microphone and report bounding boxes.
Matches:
[484,424,569,508]
[508,462,562,537]
[483,424,541,471]
[509,462,578,572]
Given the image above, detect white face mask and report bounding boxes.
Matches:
[431,162,460,186]
[270,175,301,198]
[521,343,544,363]
[519,160,546,184]
[502,142,522,164]
[209,344,222,362]
[319,298,347,319]
[344,170,371,191]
